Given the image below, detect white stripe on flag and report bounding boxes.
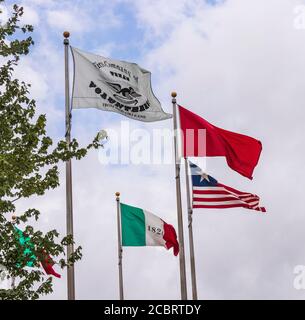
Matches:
[192,194,236,199]
[193,200,253,206]
[193,187,227,191]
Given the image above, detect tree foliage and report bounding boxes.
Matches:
[0,1,100,299]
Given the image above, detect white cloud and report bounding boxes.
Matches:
[0,3,10,26]
[15,60,48,100]
[22,5,40,25]
[45,2,121,34]
[47,9,92,33]
[22,0,55,5]
[93,42,119,57]
[128,0,203,39]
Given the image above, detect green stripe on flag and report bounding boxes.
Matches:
[120,203,146,246]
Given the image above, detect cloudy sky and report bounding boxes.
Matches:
[3,0,305,299]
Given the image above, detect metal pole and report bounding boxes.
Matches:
[116,192,124,300]
[171,92,187,300]
[63,31,75,300]
[11,215,17,289]
[184,157,198,300]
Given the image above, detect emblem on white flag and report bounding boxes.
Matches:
[71,47,172,122]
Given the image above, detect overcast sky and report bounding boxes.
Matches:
[3,0,305,299]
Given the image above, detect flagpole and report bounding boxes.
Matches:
[171,92,187,300]
[11,215,17,289]
[63,31,75,300]
[116,192,124,300]
[184,158,198,300]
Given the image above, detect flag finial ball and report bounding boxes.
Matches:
[171,92,177,98]
[115,192,120,197]
[63,31,70,38]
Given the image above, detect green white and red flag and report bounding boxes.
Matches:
[120,203,179,256]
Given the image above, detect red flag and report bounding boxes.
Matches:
[179,105,262,179]
[40,252,61,278]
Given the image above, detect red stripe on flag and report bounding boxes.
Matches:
[193,203,266,212]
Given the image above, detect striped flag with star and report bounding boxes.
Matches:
[190,162,266,212]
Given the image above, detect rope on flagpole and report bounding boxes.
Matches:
[64,31,72,139]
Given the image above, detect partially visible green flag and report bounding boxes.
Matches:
[15,227,36,267]
[14,227,61,278]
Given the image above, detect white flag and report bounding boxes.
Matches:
[71,47,172,122]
